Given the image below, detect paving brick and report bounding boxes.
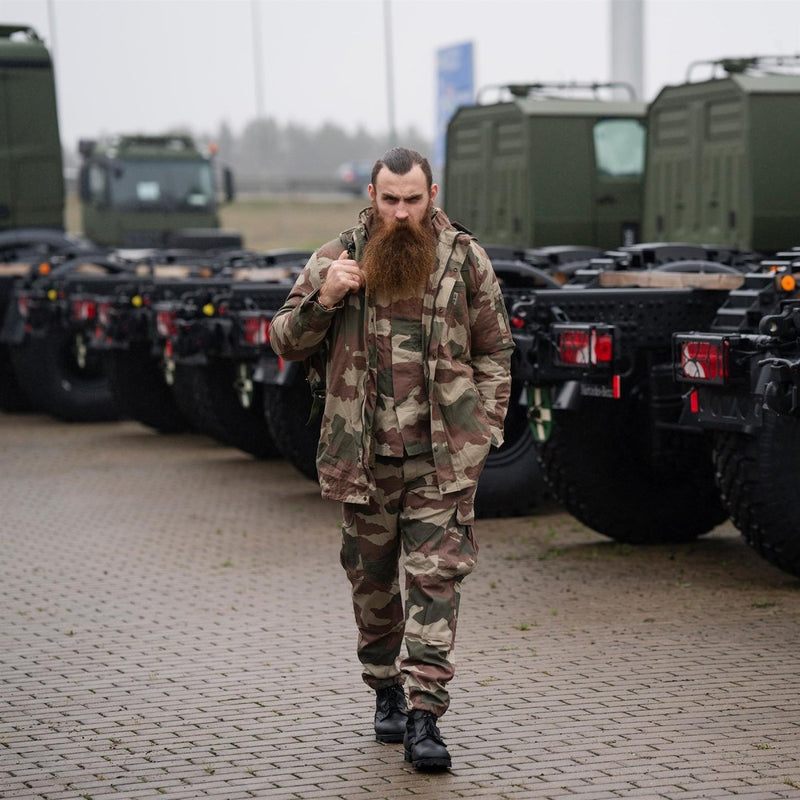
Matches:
[2,414,800,799]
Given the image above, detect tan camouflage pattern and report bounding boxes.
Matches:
[269,206,514,505]
[340,453,478,716]
[372,291,430,457]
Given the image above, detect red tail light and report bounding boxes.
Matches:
[554,325,614,366]
[676,336,729,384]
[241,314,270,346]
[17,294,31,319]
[97,302,112,327]
[156,309,178,338]
[71,299,96,321]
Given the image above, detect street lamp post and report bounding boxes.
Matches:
[383,0,397,145]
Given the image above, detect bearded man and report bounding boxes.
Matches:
[270,147,514,771]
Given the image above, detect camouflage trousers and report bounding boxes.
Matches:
[339,452,478,717]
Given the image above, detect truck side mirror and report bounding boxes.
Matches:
[223,167,235,202]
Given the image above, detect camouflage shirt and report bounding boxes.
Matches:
[269,206,514,505]
[372,290,430,457]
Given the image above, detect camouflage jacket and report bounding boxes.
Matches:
[269,206,514,505]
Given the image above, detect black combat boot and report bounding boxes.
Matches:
[374,683,408,743]
[403,709,451,770]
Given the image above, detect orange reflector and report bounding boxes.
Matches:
[38,262,51,275]
[780,274,796,292]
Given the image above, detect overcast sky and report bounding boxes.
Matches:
[2,0,799,153]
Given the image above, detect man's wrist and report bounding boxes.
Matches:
[315,290,342,311]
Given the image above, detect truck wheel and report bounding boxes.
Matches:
[263,369,320,482]
[170,360,280,459]
[8,330,121,422]
[539,391,726,544]
[475,382,544,518]
[714,412,800,577]
[104,345,190,433]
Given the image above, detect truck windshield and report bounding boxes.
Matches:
[109,160,216,210]
[593,119,646,178]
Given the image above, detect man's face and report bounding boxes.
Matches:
[368,164,438,227]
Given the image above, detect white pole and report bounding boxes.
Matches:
[384,0,397,144]
[251,0,265,119]
[610,0,644,100]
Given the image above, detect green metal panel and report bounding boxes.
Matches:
[444,95,645,249]
[80,136,221,246]
[0,26,64,231]
[527,116,595,245]
[445,103,528,245]
[643,81,747,247]
[749,93,800,252]
[644,72,800,253]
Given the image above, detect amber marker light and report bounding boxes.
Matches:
[38,262,51,275]
[779,274,796,292]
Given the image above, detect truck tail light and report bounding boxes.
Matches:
[97,301,112,327]
[17,294,31,319]
[675,335,729,384]
[554,325,614,366]
[241,314,271,346]
[71,299,96,321]
[156,309,178,338]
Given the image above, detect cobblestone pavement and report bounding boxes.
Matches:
[1,412,799,800]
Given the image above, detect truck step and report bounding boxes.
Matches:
[711,273,778,332]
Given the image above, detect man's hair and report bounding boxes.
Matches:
[371,147,433,191]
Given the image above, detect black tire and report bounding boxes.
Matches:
[104,344,191,433]
[714,412,800,577]
[8,329,122,422]
[0,343,33,412]
[263,368,320,481]
[170,360,280,459]
[475,381,545,518]
[538,386,726,544]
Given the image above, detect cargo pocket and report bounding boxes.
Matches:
[436,493,478,580]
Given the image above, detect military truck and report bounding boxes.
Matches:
[0,23,80,411]
[0,24,250,419]
[509,56,800,576]
[672,250,800,577]
[0,24,63,233]
[77,134,241,250]
[444,82,646,252]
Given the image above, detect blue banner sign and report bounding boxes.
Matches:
[434,41,474,173]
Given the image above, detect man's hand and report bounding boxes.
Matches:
[318,251,364,308]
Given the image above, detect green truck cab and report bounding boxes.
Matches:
[0,24,64,232]
[78,134,240,249]
[643,57,800,253]
[444,83,647,250]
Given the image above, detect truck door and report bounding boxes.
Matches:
[592,118,645,248]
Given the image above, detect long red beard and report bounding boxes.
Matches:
[361,205,437,299]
